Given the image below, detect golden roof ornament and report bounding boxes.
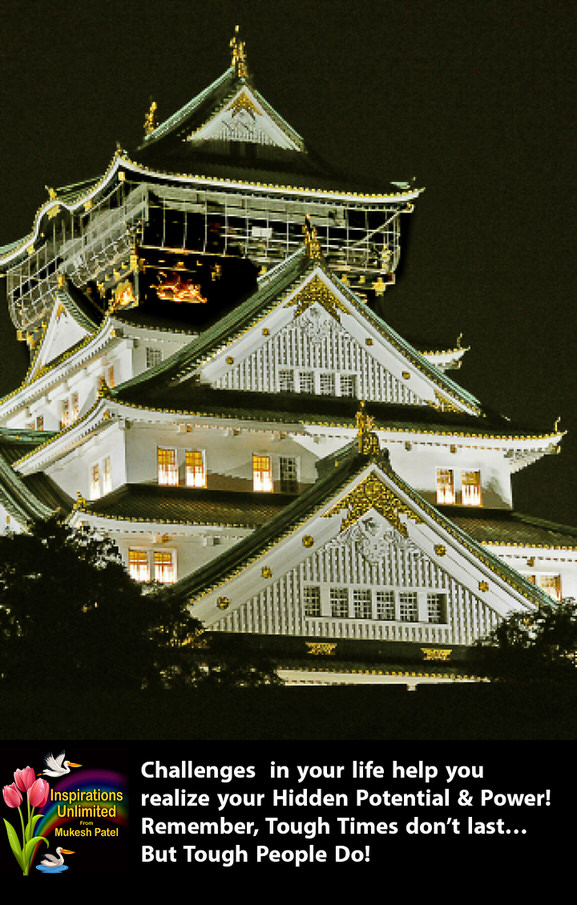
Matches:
[144,101,158,136]
[303,215,323,260]
[356,401,381,456]
[230,25,248,78]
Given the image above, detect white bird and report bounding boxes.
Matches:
[40,847,75,869]
[41,751,82,778]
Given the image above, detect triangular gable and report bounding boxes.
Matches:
[184,84,304,151]
[26,287,97,383]
[195,262,482,416]
[179,449,547,641]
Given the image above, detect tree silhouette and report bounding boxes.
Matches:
[0,516,281,693]
[470,598,577,682]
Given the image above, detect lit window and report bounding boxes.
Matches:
[330,588,349,618]
[340,374,357,398]
[278,369,294,393]
[436,468,455,504]
[526,574,562,602]
[102,457,112,495]
[353,589,372,619]
[375,590,395,620]
[303,586,321,617]
[153,551,176,584]
[279,456,298,494]
[185,450,206,488]
[461,470,482,506]
[299,371,314,394]
[129,549,150,582]
[158,448,178,486]
[399,592,418,622]
[253,455,273,493]
[90,463,100,499]
[36,416,44,431]
[60,398,70,429]
[319,373,335,395]
[71,393,79,421]
[427,593,446,623]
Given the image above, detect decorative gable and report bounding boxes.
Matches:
[186,86,303,150]
[26,293,94,383]
[199,266,481,414]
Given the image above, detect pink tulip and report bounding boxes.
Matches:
[3,782,23,808]
[27,778,49,808]
[14,766,35,792]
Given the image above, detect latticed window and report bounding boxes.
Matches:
[128,549,150,582]
[340,374,357,398]
[399,592,418,622]
[319,372,335,395]
[71,393,79,421]
[146,347,162,368]
[375,590,395,620]
[427,593,445,623]
[253,455,273,492]
[185,450,206,488]
[60,398,70,429]
[102,457,112,495]
[303,586,321,617]
[278,369,294,393]
[158,448,178,486]
[526,574,562,601]
[299,371,314,394]
[153,551,176,584]
[90,463,100,499]
[461,470,481,506]
[279,456,298,493]
[353,589,372,619]
[436,468,455,504]
[330,588,349,618]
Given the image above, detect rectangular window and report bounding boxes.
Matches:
[538,575,562,601]
[153,551,176,584]
[279,456,298,494]
[436,468,455,504]
[158,448,179,486]
[278,369,294,393]
[298,371,315,394]
[399,592,418,622]
[340,374,357,398]
[375,590,395,620]
[185,450,206,488]
[253,455,273,493]
[353,588,372,619]
[60,398,70,429]
[461,470,482,506]
[36,416,44,431]
[330,588,349,618]
[303,586,321,617]
[146,347,162,368]
[319,372,335,396]
[102,457,112,495]
[90,463,100,499]
[128,549,150,582]
[427,593,445,623]
[71,392,79,421]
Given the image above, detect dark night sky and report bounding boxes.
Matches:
[0,0,575,524]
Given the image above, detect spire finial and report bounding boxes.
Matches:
[355,401,380,456]
[230,25,248,78]
[303,215,323,260]
[144,101,158,136]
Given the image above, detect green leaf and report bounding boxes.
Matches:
[3,818,24,870]
[24,835,49,870]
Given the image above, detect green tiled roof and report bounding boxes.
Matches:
[0,429,72,525]
[450,510,577,550]
[80,484,292,528]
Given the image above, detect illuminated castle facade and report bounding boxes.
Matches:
[0,31,575,680]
